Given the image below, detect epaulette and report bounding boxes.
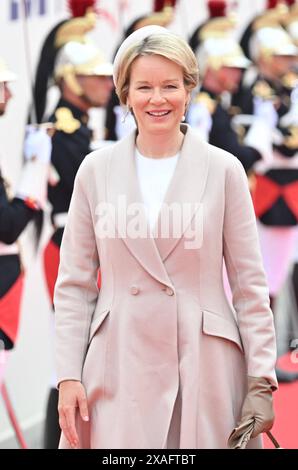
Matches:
[193,92,217,114]
[252,80,276,100]
[283,126,298,150]
[281,72,298,90]
[54,107,81,134]
[228,105,243,117]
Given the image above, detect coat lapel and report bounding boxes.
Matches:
[107,131,172,287]
[107,124,210,284]
[153,125,210,261]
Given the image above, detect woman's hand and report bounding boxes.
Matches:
[228,376,275,448]
[58,380,89,449]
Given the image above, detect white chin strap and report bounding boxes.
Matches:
[64,73,84,97]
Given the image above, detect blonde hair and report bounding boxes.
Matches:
[115,33,199,106]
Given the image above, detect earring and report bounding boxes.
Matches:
[121,107,130,123]
[181,115,186,122]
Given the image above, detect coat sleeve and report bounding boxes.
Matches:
[54,156,100,386]
[223,157,278,390]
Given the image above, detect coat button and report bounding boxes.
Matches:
[130,286,139,295]
[165,287,174,296]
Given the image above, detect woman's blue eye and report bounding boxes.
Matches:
[137,85,177,90]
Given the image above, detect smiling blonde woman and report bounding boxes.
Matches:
[55,26,277,449]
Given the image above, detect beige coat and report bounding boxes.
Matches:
[55,124,277,449]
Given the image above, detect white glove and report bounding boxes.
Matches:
[242,97,277,165]
[16,125,52,209]
[279,86,298,127]
[187,102,212,141]
[253,97,278,129]
[114,106,136,140]
[23,125,52,164]
[244,118,274,165]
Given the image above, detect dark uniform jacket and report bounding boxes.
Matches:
[0,169,35,349]
[188,87,262,173]
[232,76,298,226]
[48,98,92,247]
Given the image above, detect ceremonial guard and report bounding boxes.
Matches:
[231,1,298,382]
[32,1,113,447]
[104,0,177,141]
[187,1,271,173]
[233,3,297,307]
[281,0,298,367]
[0,59,51,387]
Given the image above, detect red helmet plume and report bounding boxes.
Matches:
[153,0,177,12]
[208,0,227,17]
[67,0,97,17]
[266,0,285,8]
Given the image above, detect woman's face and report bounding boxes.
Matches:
[127,54,190,136]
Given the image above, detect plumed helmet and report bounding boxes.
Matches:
[54,41,112,96]
[32,0,111,122]
[188,1,249,76]
[240,1,297,62]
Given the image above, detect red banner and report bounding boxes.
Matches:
[252,175,298,220]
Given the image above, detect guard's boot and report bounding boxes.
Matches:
[44,387,60,449]
[275,367,298,383]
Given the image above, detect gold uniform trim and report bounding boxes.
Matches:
[253,3,289,31]
[194,92,217,114]
[252,80,276,100]
[133,6,175,30]
[283,126,298,149]
[54,108,81,134]
[199,15,237,40]
[281,72,298,90]
[55,11,97,48]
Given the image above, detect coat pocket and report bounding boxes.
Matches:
[202,309,243,353]
[88,308,110,344]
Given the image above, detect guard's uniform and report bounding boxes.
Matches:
[233,76,298,226]
[230,4,298,296]
[187,2,267,174]
[22,2,114,448]
[0,58,50,353]
[230,1,298,383]
[188,88,262,173]
[44,99,92,304]
[250,79,298,295]
[0,170,35,350]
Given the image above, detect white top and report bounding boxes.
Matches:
[135,148,179,232]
